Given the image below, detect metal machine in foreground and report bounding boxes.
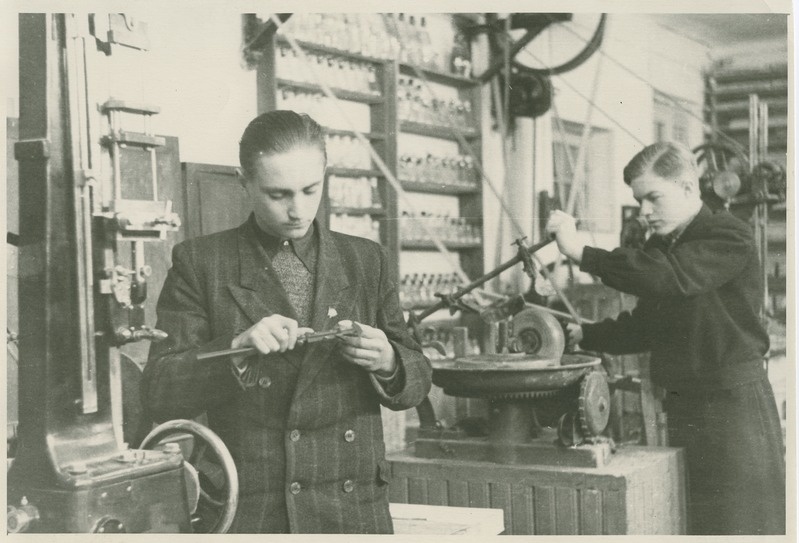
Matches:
[7,14,237,533]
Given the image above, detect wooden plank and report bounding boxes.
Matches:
[489,482,512,535]
[533,486,556,534]
[603,489,626,534]
[408,477,428,503]
[389,475,408,503]
[390,503,504,535]
[555,487,579,534]
[426,479,448,506]
[510,484,534,535]
[580,488,603,534]
[448,479,469,507]
[468,481,490,508]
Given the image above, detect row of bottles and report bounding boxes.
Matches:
[328,176,381,209]
[280,13,397,60]
[387,13,441,70]
[277,14,472,78]
[398,152,478,188]
[326,134,372,170]
[330,213,380,242]
[277,89,347,129]
[400,212,481,245]
[398,77,474,129]
[400,273,464,309]
[276,46,381,95]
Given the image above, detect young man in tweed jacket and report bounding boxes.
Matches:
[143,111,432,533]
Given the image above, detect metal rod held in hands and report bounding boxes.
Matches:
[196,327,359,361]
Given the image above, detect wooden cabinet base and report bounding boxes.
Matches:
[388,446,686,535]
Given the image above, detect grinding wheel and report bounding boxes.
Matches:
[508,308,565,358]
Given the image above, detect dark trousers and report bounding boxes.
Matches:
[664,376,785,535]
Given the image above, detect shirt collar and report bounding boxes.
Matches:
[248,214,318,270]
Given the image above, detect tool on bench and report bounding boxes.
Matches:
[196,322,362,361]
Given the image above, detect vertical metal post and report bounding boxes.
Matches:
[65,14,98,413]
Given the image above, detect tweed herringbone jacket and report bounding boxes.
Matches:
[143,219,432,533]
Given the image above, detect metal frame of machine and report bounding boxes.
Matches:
[7,14,237,533]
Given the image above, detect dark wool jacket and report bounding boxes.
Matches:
[143,220,432,533]
[579,205,769,393]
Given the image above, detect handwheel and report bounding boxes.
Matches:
[692,142,750,213]
[141,419,238,533]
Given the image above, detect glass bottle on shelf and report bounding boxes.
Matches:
[419,17,440,69]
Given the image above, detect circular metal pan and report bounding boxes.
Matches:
[431,353,601,398]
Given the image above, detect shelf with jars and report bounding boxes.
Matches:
[253,13,483,283]
[397,75,479,137]
[399,211,482,248]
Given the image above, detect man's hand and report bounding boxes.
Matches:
[565,323,584,350]
[545,210,585,263]
[231,315,313,368]
[337,320,397,376]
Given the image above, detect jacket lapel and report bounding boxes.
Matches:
[293,225,356,397]
[227,221,298,325]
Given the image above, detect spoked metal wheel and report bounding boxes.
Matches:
[141,419,238,533]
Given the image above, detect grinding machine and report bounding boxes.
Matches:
[406,238,614,469]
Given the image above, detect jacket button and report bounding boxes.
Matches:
[342,479,355,493]
[344,430,355,442]
[289,429,301,442]
[258,376,272,388]
[289,482,301,495]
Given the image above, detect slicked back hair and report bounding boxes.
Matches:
[239,110,327,176]
[623,141,699,192]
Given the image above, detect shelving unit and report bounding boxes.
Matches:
[254,14,485,291]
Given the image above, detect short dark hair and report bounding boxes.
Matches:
[239,110,327,175]
[623,141,698,191]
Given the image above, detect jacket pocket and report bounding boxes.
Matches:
[377,459,392,486]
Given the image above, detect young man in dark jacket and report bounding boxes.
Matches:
[143,111,432,533]
[546,141,784,535]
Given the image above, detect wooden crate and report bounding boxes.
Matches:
[388,446,685,535]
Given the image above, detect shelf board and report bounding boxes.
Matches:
[325,128,386,140]
[398,63,479,88]
[400,180,480,195]
[331,206,386,216]
[328,167,383,178]
[276,78,383,104]
[400,120,479,141]
[402,240,481,251]
[276,35,388,65]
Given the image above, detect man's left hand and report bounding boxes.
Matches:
[338,321,397,376]
[546,210,585,264]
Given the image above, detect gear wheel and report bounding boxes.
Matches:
[489,389,560,401]
[578,371,611,438]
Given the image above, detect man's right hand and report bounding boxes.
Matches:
[565,323,584,350]
[231,315,314,366]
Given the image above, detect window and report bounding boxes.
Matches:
[653,91,696,145]
[551,120,614,232]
